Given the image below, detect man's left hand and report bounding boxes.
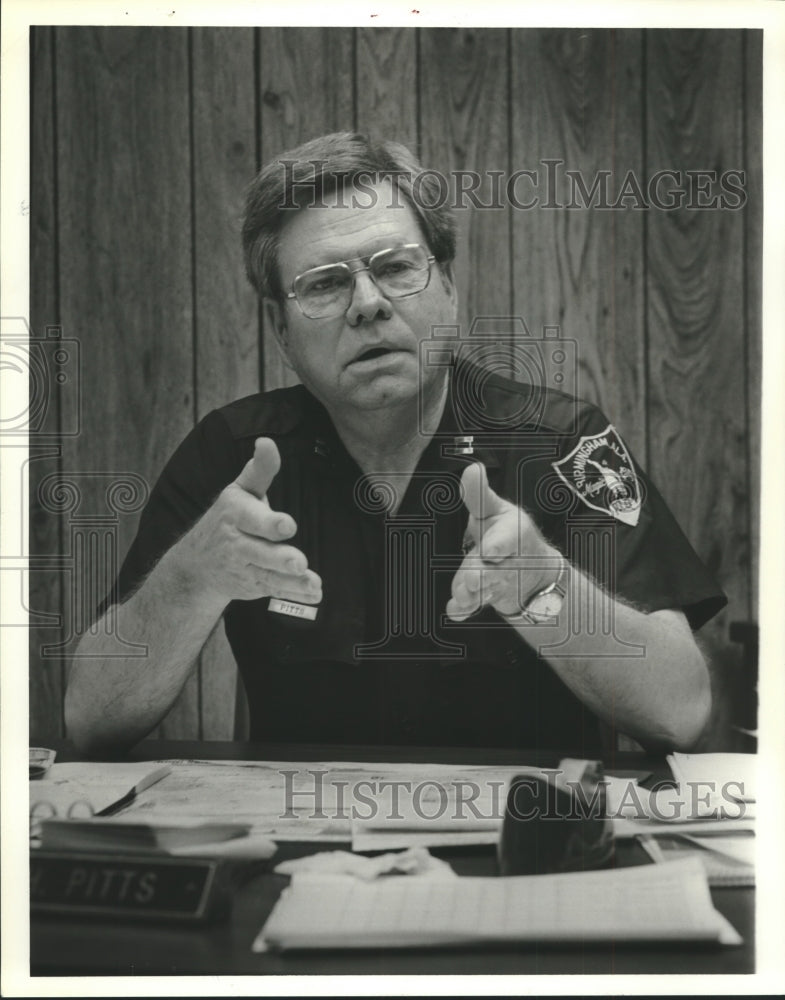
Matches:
[446,463,561,621]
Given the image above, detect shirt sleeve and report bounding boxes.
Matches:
[96,409,243,616]
[548,405,727,631]
[604,468,727,630]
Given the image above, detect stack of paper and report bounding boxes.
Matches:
[638,832,754,887]
[352,765,639,851]
[120,759,532,843]
[611,753,756,839]
[667,752,756,804]
[254,857,741,951]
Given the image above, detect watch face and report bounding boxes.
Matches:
[527,590,564,620]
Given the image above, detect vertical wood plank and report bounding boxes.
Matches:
[29,26,64,741]
[419,28,511,335]
[356,28,418,147]
[645,30,748,747]
[258,27,355,392]
[743,30,762,625]
[192,28,259,421]
[55,27,198,739]
[191,27,259,739]
[510,29,647,459]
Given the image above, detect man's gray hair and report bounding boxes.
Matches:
[241,132,457,300]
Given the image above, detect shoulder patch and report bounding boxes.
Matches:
[552,424,642,526]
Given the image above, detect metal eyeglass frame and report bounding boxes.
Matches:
[284,243,436,319]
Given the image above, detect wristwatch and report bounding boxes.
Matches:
[503,554,567,626]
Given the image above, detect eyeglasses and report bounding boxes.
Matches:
[285,243,436,320]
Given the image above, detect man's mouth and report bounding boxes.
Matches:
[350,346,400,364]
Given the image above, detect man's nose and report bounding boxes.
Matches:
[345,268,393,325]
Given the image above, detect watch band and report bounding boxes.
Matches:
[503,553,567,626]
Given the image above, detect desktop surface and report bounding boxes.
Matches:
[29,740,755,976]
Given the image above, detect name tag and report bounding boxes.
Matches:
[268,598,318,621]
[31,851,225,923]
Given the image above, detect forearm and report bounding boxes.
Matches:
[65,440,320,755]
[65,548,227,756]
[511,568,711,751]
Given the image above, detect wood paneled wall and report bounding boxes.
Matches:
[29,27,762,747]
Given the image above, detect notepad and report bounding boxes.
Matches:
[253,857,741,951]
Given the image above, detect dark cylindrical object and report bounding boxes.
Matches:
[498,772,614,877]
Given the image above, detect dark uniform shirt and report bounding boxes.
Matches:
[105,363,726,753]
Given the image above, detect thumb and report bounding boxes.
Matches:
[461,462,507,522]
[235,437,281,500]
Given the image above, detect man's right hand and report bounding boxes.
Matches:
[170,437,322,606]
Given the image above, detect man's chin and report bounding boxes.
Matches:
[345,373,420,410]
[342,363,449,414]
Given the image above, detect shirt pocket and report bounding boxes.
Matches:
[263,594,365,666]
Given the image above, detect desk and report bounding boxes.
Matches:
[30,740,754,976]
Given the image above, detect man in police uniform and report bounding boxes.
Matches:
[66,133,725,755]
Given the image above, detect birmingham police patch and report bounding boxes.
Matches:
[552,424,642,526]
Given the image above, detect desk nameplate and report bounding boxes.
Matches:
[31,850,225,923]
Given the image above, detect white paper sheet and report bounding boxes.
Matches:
[668,752,757,802]
[351,770,638,851]
[253,856,742,951]
[114,759,536,842]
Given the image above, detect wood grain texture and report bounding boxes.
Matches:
[192,28,259,420]
[743,30,762,624]
[356,27,418,147]
[191,27,259,739]
[511,29,647,460]
[419,28,511,334]
[258,27,355,392]
[646,30,748,630]
[55,27,199,739]
[645,31,748,747]
[28,28,64,740]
